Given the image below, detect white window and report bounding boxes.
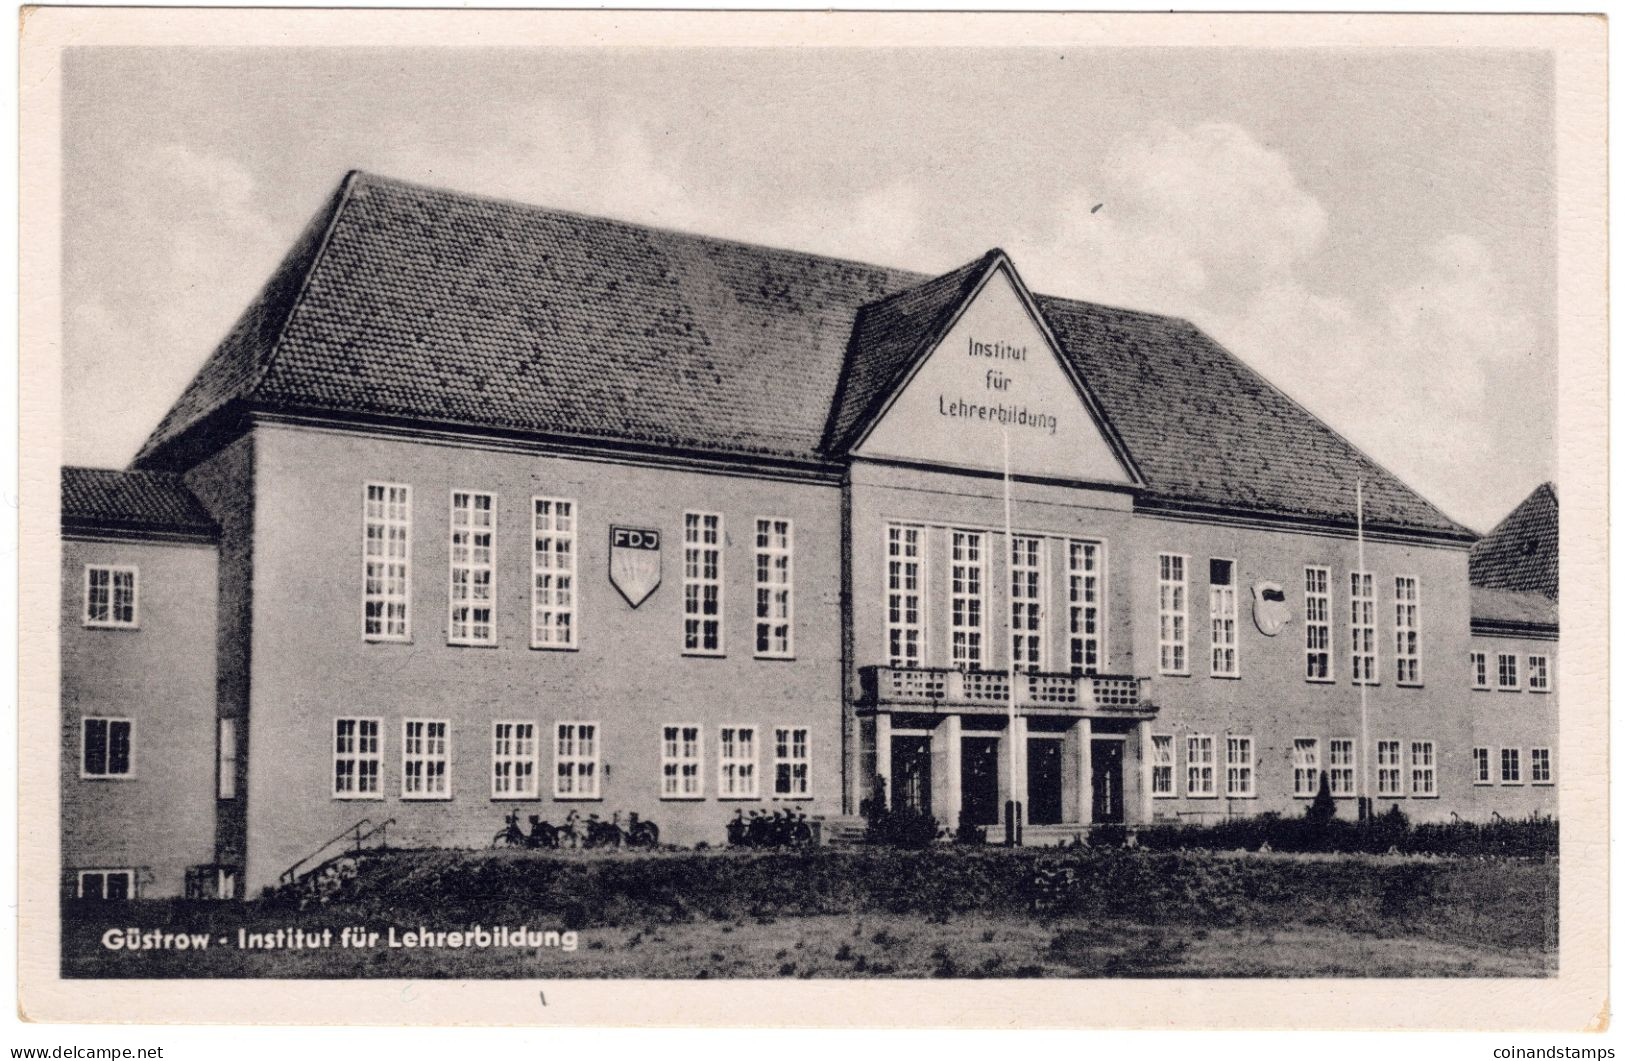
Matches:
[81,717,133,778]
[950,530,985,670]
[1409,740,1436,797]
[1530,747,1552,785]
[1472,747,1492,785]
[661,724,703,799]
[1501,747,1522,785]
[1010,535,1044,673]
[1528,655,1551,692]
[76,869,134,901]
[1304,566,1332,681]
[84,565,138,628]
[1350,571,1377,684]
[885,525,925,668]
[532,498,577,649]
[1328,738,1356,797]
[555,722,601,799]
[217,718,237,800]
[774,726,811,798]
[1470,652,1489,689]
[448,491,495,645]
[363,483,411,640]
[1151,735,1175,797]
[1497,653,1521,690]
[1292,738,1321,797]
[719,725,759,798]
[1225,736,1255,797]
[683,512,724,654]
[333,718,382,798]
[1209,559,1238,677]
[1067,540,1103,676]
[1158,554,1188,674]
[1394,576,1420,684]
[492,722,538,799]
[754,518,794,658]
[402,719,450,799]
[1185,735,1215,797]
[1376,739,1402,796]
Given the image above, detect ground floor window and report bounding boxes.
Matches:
[1500,747,1522,784]
[1497,653,1520,690]
[492,721,539,798]
[1530,747,1552,785]
[1528,655,1551,692]
[1225,737,1254,797]
[773,727,810,798]
[1376,740,1402,797]
[1409,740,1436,797]
[1327,739,1355,797]
[333,717,382,798]
[402,719,450,799]
[555,722,600,798]
[662,724,703,799]
[1186,735,1215,797]
[76,869,133,900]
[1473,747,1492,785]
[1292,738,1320,797]
[719,725,759,798]
[1150,735,1175,796]
[82,716,133,778]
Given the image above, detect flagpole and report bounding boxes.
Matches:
[1356,478,1370,821]
[1002,426,1019,845]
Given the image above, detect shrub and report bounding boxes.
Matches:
[1136,809,1556,858]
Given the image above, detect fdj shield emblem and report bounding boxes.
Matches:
[609,526,662,608]
[1251,580,1291,637]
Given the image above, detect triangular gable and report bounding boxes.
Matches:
[852,255,1141,486]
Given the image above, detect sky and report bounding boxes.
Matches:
[61,46,1555,532]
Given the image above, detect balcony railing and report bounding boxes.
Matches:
[859,665,1151,714]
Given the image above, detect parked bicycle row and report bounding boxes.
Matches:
[491,808,659,849]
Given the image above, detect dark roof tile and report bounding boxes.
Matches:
[61,466,217,538]
[1470,483,1558,598]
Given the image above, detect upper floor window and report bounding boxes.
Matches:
[1349,572,1377,684]
[1010,535,1044,674]
[1304,566,1332,681]
[1393,576,1421,684]
[754,518,794,659]
[1150,734,1175,796]
[1158,554,1188,675]
[1528,655,1551,692]
[1067,541,1102,676]
[363,483,411,641]
[84,565,138,628]
[555,722,600,799]
[82,717,133,778]
[1497,653,1521,691]
[683,513,724,655]
[402,719,450,800]
[1470,652,1489,689]
[1209,559,1238,677]
[773,726,811,798]
[448,491,495,645]
[333,717,382,799]
[949,531,985,670]
[885,525,925,668]
[532,498,577,649]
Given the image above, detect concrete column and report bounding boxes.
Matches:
[1001,715,1029,835]
[1133,720,1154,827]
[931,715,963,831]
[1075,717,1094,824]
[873,712,892,811]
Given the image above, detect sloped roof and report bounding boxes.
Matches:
[134,170,1471,540]
[1470,483,1558,598]
[1470,586,1558,633]
[61,466,217,540]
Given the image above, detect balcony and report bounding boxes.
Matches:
[858,665,1155,718]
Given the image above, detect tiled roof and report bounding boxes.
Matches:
[134,171,1471,540]
[1470,483,1558,599]
[61,466,217,539]
[1470,586,1557,632]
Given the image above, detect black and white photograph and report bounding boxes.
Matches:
[15,7,1608,1031]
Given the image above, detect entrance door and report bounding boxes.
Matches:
[960,737,1001,826]
[1027,738,1065,825]
[1090,739,1125,824]
[890,735,933,817]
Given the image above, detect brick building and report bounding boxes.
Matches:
[60,172,1558,898]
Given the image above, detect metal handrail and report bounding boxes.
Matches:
[279,817,394,885]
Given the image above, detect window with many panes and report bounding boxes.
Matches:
[492,722,538,798]
[1500,747,1522,784]
[1393,577,1420,684]
[1497,653,1520,690]
[1226,736,1254,797]
[82,717,133,778]
[1350,572,1377,684]
[1376,739,1402,796]
[774,727,811,798]
[684,513,724,654]
[363,483,411,640]
[555,722,600,798]
[1068,540,1102,675]
[1010,535,1044,673]
[1528,655,1550,692]
[950,531,985,669]
[1186,735,1215,797]
[1470,652,1489,689]
[754,518,793,658]
[448,491,495,644]
[1151,735,1175,796]
[402,719,450,799]
[1409,740,1436,797]
[661,724,703,799]
[1159,554,1188,674]
[1304,566,1331,681]
[1210,559,1238,677]
[532,498,576,649]
[1530,747,1552,784]
[1473,747,1491,785]
[1328,739,1356,797]
[333,718,382,798]
[719,725,758,798]
[886,525,924,668]
[1292,738,1320,797]
[77,869,134,900]
[84,565,138,628]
